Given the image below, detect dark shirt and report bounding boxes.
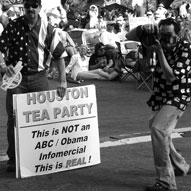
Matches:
[147,40,191,111]
[89,53,112,70]
[0,15,65,75]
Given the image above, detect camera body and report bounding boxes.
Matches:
[144,34,158,46]
[160,36,177,44]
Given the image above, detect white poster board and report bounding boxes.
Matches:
[13,85,100,178]
[128,16,153,30]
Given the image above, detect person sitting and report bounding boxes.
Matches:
[89,42,121,80]
[65,44,111,82]
[89,42,114,71]
[85,4,99,29]
[99,21,120,49]
[99,21,120,61]
[95,15,106,31]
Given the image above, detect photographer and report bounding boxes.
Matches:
[126,18,191,191]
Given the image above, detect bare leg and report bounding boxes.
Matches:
[66,46,77,57]
[77,70,108,80]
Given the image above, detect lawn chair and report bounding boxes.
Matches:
[115,41,140,82]
[133,51,156,93]
[68,29,86,46]
[116,41,155,92]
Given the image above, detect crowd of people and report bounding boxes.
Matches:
[38,1,191,83]
[1,1,191,191]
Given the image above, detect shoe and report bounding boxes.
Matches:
[174,167,191,176]
[188,168,191,175]
[7,163,16,172]
[145,182,176,191]
[7,159,16,172]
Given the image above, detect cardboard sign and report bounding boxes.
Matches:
[13,85,100,178]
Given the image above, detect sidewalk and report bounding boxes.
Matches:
[0,78,191,191]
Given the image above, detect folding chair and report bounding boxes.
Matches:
[115,41,140,82]
[133,51,156,93]
[68,29,86,46]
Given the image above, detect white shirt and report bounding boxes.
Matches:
[65,54,90,80]
[179,3,188,18]
[100,31,120,48]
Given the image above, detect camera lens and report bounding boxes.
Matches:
[144,35,157,46]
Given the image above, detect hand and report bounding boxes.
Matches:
[103,66,109,72]
[57,82,67,98]
[5,65,15,77]
[151,39,163,54]
[99,62,106,68]
[142,24,158,35]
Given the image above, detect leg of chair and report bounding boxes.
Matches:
[137,72,153,93]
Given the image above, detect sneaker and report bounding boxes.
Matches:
[145,182,176,191]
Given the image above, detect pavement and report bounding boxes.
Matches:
[0,77,191,191]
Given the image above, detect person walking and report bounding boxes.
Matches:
[126,18,191,191]
[0,0,67,172]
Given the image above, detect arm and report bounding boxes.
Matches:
[0,52,15,77]
[65,55,77,73]
[103,58,114,72]
[50,28,68,98]
[89,55,102,70]
[55,57,67,98]
[126,24,158,42]
[0,23,15,76]
[107,59,114,68]
[125,26,141,41]
[157,50,175,82]
[152,40,175,82]
[89,62,101,70]
[65,32,76,47]
[0,52,6,73]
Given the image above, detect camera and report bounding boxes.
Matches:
[160,36,177,44]
[144,34,158,46]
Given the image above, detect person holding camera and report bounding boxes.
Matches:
[126,18,191,191]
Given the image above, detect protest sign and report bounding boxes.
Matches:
[13,85,100,178]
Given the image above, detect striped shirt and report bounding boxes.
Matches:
[0,15,65,75]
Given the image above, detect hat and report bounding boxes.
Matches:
[90,4,97,9]
[47,8,60,18]
[23,0,41,5]
[158,3,164,7]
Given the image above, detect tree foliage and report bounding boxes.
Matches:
[62,0,178,12]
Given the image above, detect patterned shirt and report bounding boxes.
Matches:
[147,39,191,111]
[0,15,65,75]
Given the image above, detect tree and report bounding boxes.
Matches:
[157,0,175,9]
